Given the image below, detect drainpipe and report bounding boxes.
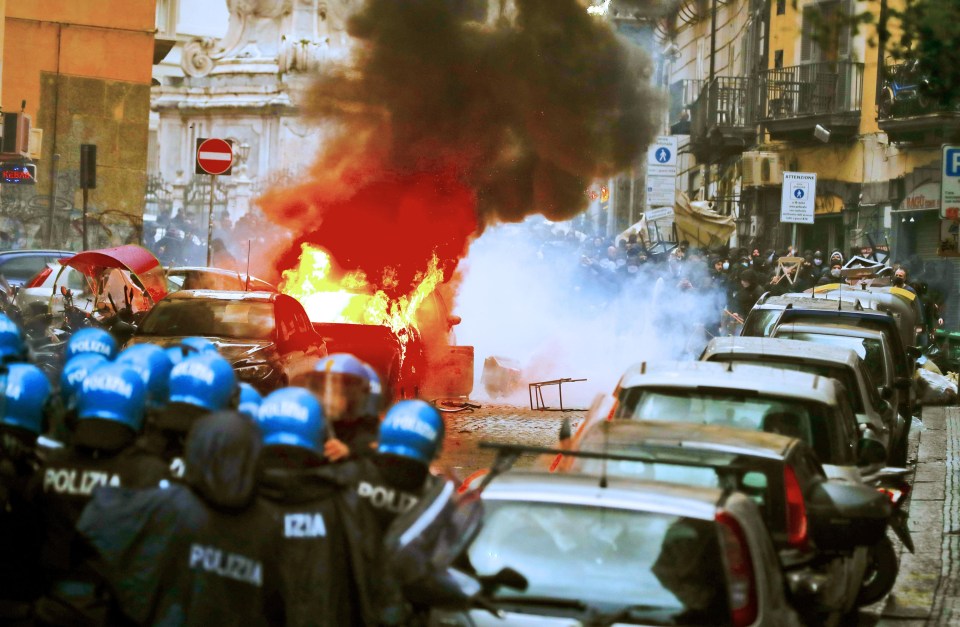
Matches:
[45,23,63,247]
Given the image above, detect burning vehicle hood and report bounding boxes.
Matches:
[129,336,276,363]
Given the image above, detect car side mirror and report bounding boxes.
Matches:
[895,377,913,391]
[858,437,887,467]
[479,567,529,595]
[806,480,890,551]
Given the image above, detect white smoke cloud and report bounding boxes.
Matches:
[453,218,725,406]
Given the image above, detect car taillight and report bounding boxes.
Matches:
[878,483,910,506]
[784,465,808,549]
[716,512,758,627]
[26,267,52,289]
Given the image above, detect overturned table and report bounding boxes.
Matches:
[528,378,587,411]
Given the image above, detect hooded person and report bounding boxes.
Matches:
[256,387,376,626]
[293,353,379,462]
[77,411,285,626]
[0,364,51,625]
[139,351,238,478]
[733,269,764,317]
[34,363,168,626]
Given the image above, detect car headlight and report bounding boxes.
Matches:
[233,362,276,381]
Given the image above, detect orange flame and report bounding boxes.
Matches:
[280,243,444,355]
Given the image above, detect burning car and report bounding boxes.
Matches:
[281,245,473,402]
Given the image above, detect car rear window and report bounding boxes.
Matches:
[0,255,50,282]
[775,332,886,386]
[141,299,276,340]
[615,388,835,463]
[741,308,781,337]
[469,501,731,624]
[712,357,863,413]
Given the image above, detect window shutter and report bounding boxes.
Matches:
[800,6,815,62]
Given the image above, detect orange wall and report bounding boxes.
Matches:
[2,0,155,120]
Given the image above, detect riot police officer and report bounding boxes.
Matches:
[53,353,109,444]
[0,363,51,625]
[238,382,263,418]
[139,351,237,478]
[64,328,117,362]
[256,387,374,626]
[295,353,379,462]
[35,363,167,626]
[78,411,285,626]
[0,313,28,364]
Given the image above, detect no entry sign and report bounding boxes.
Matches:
[195,138,233,176]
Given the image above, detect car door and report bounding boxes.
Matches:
[275,295,326,380]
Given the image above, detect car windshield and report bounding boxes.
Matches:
[741,308,781,337]
[715,358,863,413]
[468,501,730,624]
[140,299,275,340]
[775,332,887,386]
[616,388,834,462]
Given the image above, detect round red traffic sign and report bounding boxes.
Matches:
[196,138,233,175]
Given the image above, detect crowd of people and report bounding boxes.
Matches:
[533,223,950,334]
[0,320,466,626]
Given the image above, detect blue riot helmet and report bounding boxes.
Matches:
[66,328,118,361]
[378,400,445,465]
[257,387,325,452]
[295,353,372,423]
[59,353,109,411]
[115,344,174,409]
[0,314,25,362]
[238,382,263,418]
[168,352,237,411]
[361,363,383,417]
[0,363,52,435]
[76,363,148,432]
[165,337,218,366]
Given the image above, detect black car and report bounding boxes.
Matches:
[128,290,327,392]
[0,249,74,288]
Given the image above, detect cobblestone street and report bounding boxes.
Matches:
[437,403,960,626]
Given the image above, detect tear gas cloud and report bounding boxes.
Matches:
[453,219,724,406]
[257,0,662,294]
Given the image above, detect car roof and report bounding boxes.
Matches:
[703,336,860,369]
[167,266,258,278]
[0,249,73,257]
[579,419,794,460]
[774,322,887,341]
[755,293,890,316]
[162,289,278,303]
[617,360,840,406]
[481,469,723,520]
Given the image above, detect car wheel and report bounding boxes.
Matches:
[856,536,899,606]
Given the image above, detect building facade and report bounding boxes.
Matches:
[1,0,158,249]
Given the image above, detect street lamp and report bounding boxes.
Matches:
[238,142,251,164]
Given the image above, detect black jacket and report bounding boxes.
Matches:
[78,412,285,626]
[0,430,44,615]
[259,454,374,626]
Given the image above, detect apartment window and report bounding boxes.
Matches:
[774,50,784,69]
[776,0,785,15]
[800,0,853,62]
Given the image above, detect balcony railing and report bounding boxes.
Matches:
[757,61,864,121]
[692,77,755,134]
[669,79,705,134]
[878,61,958,120]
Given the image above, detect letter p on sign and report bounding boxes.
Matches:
[949,149,960,177]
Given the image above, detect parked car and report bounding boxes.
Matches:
[128,290,327,392]
[16,262,93,315]
[770,322,911,464]
[0,249,73,288]
[808,283,925,349]
[567,420,890,624]
[165,266,276,293]
[701,336,905,465]
[607,360,876,480]
[440,466,805,626]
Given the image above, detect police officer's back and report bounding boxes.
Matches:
[35,363,167,626]
[0,364,52,625]
[78,411,284,626]
[256,387,373,626]
[139,350,237,478]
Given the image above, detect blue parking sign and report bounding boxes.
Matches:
[942,145,960,220]
[947,148,960,177]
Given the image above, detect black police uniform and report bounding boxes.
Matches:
[259,452,374,626]
[77,412,285,626]
[34,422,168,626]
[0,428,44,625]
[137,402,210,478]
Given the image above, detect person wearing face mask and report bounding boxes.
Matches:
[892,268,917,295]
[817,263,843,286]
[811,251,825,280]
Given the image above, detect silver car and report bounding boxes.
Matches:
[438,469,804,626]
[701,336,902,464]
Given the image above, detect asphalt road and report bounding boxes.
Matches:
[435,402,953,626]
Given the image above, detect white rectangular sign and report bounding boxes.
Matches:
[941,144,960,220]
[644,206,675,221]
[648,136,678,169]
[780,171,816,224]
[646,175,675,207]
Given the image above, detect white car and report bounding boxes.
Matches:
[16,262,147,317]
